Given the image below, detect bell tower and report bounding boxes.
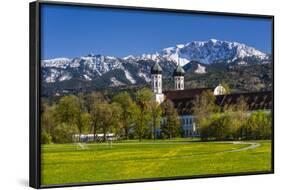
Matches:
[151,62,164,103]
[173,64,185,91]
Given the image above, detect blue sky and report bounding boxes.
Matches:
[41,4,272,60]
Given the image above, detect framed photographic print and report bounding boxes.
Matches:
[30,0,274,188]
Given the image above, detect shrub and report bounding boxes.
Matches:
[211,114,233,140]
[41,130,52,144]
[245,111,272,140]
[198,117,213,141]
[52,123,78,143]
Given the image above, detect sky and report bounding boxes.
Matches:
[41,4,272,60]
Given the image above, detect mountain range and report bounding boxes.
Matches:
[41,39,272,96]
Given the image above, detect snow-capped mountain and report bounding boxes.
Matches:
[41,39,271,90]
[160,39,269,65]
[42,55,123,83]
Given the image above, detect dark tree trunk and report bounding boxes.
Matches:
[169,132,172,140]
[151,126,154,140]
[103,128,106,142]
[125,125,128,140]
[93,122,97,142]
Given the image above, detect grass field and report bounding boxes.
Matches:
[41,139,272,185]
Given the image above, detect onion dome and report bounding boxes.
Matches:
[214,84,226,95]
[151,62,163,74]
[173,65,185,76]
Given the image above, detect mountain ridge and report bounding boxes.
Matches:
[41,39,272,96]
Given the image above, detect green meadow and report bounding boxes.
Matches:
[41,139,272,185]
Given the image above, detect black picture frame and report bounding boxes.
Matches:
[29,1,274,189]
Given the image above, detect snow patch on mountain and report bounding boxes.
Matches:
[42,58,71,69]
[162,46,190,66]
[140,53,160,62]
[237,61,248,65]
[195,64,206,74]
[70,58,81,68]
[138,71,151,82]
[83,74,92,81]
[123,55,135,60]
[124,70,136,84]
[45,69,61,83]
[120,65,136,84]
[58,73,72,81]
[110,77,125,87]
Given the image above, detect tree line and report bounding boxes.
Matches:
[193,90,272,141]
[41,88,272,144]
[41,88,180,144]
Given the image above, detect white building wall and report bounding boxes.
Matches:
[179,115,199,137]
[159,115,199,137]
[154,93,165,104]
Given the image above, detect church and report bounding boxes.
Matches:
[150,62,272,137]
